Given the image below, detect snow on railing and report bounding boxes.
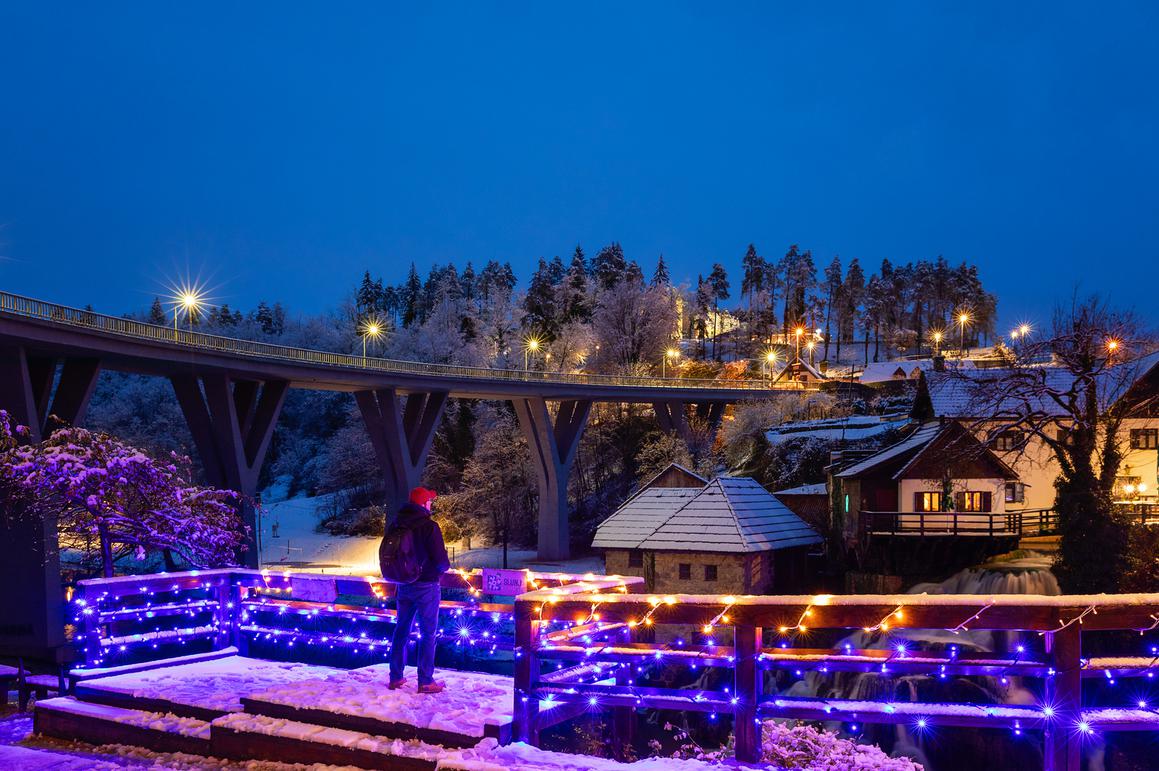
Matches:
[512,589,1159,765]
[0,289,796,392]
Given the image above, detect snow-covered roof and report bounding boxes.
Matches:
[772,357,827,383]
[590,487,701,550]
[594,477,822,554]
[766,414,910,444]
[922,352,1159,419]
[773,483,828,496]
[859,359,975,384]
[835,422,943,479]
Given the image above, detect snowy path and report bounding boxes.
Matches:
[78,657,338,714]
[247,664,514,739]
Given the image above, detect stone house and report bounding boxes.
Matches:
[592,467,822,594]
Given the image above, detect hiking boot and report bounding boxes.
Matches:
[388,677,407,690]
[417,682,445,694]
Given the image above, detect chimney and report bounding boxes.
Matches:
[933,354,946,372]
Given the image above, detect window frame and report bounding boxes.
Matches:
[1004,482,1026,504]
[992,430,1023,452]
[678,563,691,580]
[914,491,943,512]
[1130,428,1158,450]
[627,550,644,568]
[704,564,718,582]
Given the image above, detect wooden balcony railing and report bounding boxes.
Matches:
[862,508,1060,538]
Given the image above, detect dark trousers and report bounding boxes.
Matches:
[390,581,440,685]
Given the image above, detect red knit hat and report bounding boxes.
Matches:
[409,487,437,506]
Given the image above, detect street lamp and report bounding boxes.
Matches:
[173,289,204,331]
[794,326,805,363]
[359,318,384,359]
[524,337,542,369]
[762,349,778,380]
[957,311,971,355]
[806,340,816,365]
[1106,338,1120,356]
[663,348,679,378]
[932,330,943,356]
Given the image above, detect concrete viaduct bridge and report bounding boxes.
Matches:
[0,290,804,566]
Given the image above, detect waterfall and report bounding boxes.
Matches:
[779,550,1059,769]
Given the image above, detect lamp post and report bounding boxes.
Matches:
[663,348,679,378]
[524,337,541,370]
[957,312,970,356]
[1106,338,1120,358]
[806,340,816,366]
[359,319,384,360]
[932,330,943,356]
[763,350,778,380]
[173,291,204,332]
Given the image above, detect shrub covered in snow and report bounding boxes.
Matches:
[756,721,922,771]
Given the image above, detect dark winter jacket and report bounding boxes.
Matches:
[394,502,451,583]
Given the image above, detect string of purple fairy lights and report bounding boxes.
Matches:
[73,573,1159,741]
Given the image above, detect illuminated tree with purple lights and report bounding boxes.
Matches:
[1,418,245,577]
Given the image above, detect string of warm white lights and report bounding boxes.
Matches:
[1038,604,1098,636]
[948,601,995,633]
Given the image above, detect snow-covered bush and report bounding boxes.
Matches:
[755,722,922,770]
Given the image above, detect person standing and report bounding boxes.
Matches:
[383,486,450,693]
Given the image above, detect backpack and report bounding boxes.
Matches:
[379,522,424,584]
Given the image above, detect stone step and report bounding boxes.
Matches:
[34,696,212,756]
[211,712,440,770]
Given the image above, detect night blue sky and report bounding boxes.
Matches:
[1,3,1156,328]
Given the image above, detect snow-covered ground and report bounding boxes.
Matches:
[250,664,516,738]
[256,490,605,577]
[79,657,339,714]
[766,414,910,445]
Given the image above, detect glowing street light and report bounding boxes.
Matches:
[762,349,778,379]
[1106,338,1120,356]
[524,336,542,369]
[663,347,680,378]
[359,318,384,359]
[794,326,805,363]
[932,330,944,356]
[172,288,205,331]
[957,311,971,355]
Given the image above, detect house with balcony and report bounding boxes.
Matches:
[592,465,821,595]
[912,352,1159,518]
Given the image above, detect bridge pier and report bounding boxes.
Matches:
[170,374,288,569]
[355,388,448,521]
[651,399,725,441]
[0,345,101,442]
[513,397,591,561]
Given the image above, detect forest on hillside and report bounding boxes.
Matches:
[88,243,992,552]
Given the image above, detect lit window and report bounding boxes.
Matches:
[956,491,992,512]
[1130,429,1158,450]
[914,492,943,512]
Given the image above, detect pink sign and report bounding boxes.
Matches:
[481,568,527,596]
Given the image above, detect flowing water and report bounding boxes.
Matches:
[780,550,1063,770]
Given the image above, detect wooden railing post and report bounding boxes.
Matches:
[611,662,635,758]
[513,601,541,745]
[734,624,762,763]
[1044,624,1082,771]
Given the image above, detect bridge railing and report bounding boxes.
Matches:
[513,588,1159,766]
[69,567,644,675]
[862,508,1060,538]
[0,289,796,392]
